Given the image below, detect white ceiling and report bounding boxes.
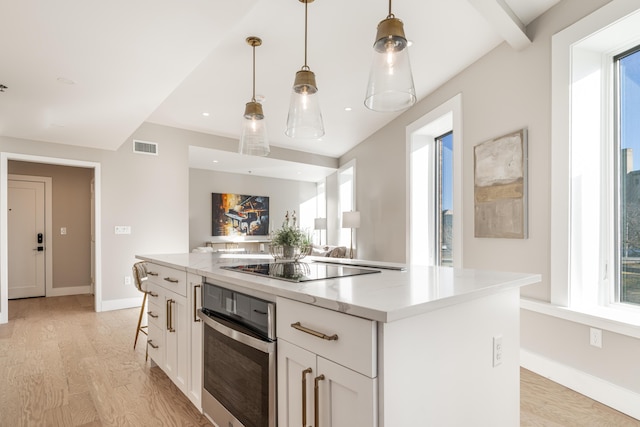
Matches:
[0,0,560,179]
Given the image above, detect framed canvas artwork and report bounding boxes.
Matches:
[474,129,528,239]
[211,193,269,238]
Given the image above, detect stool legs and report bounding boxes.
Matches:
[134,292,148,350]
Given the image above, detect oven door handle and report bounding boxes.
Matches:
[198,310,275,354]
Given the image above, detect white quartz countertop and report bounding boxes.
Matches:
[136,253,541,323]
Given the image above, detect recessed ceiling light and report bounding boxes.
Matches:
[202,112,210,117]
[255,94,265,103]
[407,40,414,47]
[212,160,219,163]
[344,107,352,111]
[57,77,76,85]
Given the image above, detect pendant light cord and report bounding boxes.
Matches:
[303,0,309,70]
[387,0,394,19]
[252,44,256,102]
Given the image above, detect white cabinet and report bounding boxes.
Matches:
[144,263,190,402]
[277,297,377,427]
[186,273,202,410]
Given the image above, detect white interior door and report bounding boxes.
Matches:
[8,179,46,299]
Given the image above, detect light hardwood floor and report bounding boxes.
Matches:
[0,295,638,426]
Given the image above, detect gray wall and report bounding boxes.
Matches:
[189,168,317,250]
[339,0,640,397]
[0,124,190,304]
[8,161,93,289]
[1,122,332,308]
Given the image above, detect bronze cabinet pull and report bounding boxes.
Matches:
[149,291,158,298]
[164,277,179,283]
[193,284,201,323]
[147,271,159,276]
[147,311,158,319]
[166,299,175,332]
[302,368,312,426]
[148,340,158,349]
[291,322,338,341]
[314,374,325,427]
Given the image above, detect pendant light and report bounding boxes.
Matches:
[285,0,325,139]
[239,36,270,156]
[364,0,416,112]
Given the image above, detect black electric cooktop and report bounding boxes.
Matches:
[221,262,381,283]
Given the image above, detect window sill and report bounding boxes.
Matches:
[521,297,640,339]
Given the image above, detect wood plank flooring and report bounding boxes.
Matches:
[0,295,211,427]
[0,295,638,426]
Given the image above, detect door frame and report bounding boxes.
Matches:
[8,174,53,299]
[1,153,102,324]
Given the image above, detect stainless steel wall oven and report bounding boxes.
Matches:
[198,281,276,427]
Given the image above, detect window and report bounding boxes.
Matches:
[551,1,640,313]
[315,180,327,245]
[408,94,462,267]
[436,132,454,266]
[616,46,640,305]
[338,161,355,248]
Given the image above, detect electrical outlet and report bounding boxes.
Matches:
[590,328,602,348]
[493,335,503,367]
[124,276,132,286]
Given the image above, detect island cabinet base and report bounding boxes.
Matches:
[378,288,521,426]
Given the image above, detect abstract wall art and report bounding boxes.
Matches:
[474,129,528,239]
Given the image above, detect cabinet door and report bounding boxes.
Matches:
[187,274,203,410]
[277,339,317,427]
[164,292,188,394]
[316,357,377,427]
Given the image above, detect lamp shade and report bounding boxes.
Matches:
[364,17,416,112]
[342,211,361,229]
[314,217,327,230]
[285,70,325,139]
[239,101,270,156]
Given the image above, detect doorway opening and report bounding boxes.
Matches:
[1,153,102,324]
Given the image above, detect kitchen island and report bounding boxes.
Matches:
[137,252,540,426]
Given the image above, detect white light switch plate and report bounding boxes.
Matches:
[114,226,131,235]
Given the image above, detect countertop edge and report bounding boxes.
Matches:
[136,253,541,323]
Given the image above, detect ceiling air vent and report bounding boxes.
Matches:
[132,139,158,156]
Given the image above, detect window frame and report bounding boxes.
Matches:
[406,94,462,267]
[614,44,640,305]
[337,160,356,248]
[551,0,640,314]
[435,131,453,266]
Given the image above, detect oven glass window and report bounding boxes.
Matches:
[204,324,270,427]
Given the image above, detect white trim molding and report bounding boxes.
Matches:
[47,286,92,297]
[100,295,143,312]
[521,349,640,420]
[0,152,102,324]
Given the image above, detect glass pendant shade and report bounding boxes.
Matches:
[285,69,325,138]
[239,101,270,156]
[365,16,416,112]
[239,36,269,156]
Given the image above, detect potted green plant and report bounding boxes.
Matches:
[270,211,312,260]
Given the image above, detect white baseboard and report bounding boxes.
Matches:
[47,285,91,297]
[100,296,143,312]
[521,349,640,420]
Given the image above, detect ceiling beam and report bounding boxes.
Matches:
[467,0,532,51]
